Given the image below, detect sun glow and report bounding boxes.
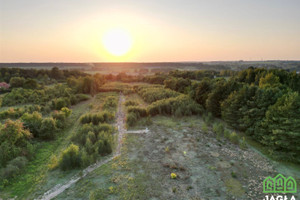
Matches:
[102,28,133,56]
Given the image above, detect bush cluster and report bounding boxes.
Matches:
[80,111,115,125]
[0,120,33,168]
[125,100,139,107]
[1,67,86,83]
[147,95,203,117]
[164,77,191,93]
[21,107,71,139]
[59,144,81,171]
[136,85,180,103]
[64,123,114,169]
[51,108,71,129]
[10,77,39,89]
[0,106,40,120]
[127,106,147,117]
[126,112,138,127]
[102,96,117,111]
[51,97,71,110]
[126,106,148,127]
[1,84,90,112]
[212,123,224,140]
[1,156,28,179]
[60,106,116,170]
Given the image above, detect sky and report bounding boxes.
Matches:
[0,0,300,62]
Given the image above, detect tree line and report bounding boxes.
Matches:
[161,67,300,163]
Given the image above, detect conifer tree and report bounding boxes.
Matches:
[258,92,300,162]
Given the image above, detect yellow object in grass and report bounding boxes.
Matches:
[165,146,169,152]
[109,186,114,193]
[171,173,177,179]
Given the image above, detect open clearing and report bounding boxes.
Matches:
[44,107,300,199]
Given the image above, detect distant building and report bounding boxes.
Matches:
[0,82,10,89]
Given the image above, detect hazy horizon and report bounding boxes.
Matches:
[1,59,300,64]
[1,0,300,62]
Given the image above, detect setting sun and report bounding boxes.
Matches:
[1,1,300,199]
[102,28,133,57]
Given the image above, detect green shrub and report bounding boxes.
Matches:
[127,106,148,117]
[126,112,138,127]
[0,107,27,120]
[72,124,96,146]
[212,123,218,133]
[147,95,203,117]
[48,155,58,170]
[39,118,57,139]
[239,137,247,149]
[164,77,191,93]
[231,171,237,178]
[224,129,231,139]
[217,123,224,135]
[24,79,39,89]
[136,85,180,103]
[213,123,224,140]
[94,123,114,134]
[95,138,112,155]
[0,120,32,167]
[88,131,97,144]
[42,104,52,114]
[229,131,239,144]
[80,111,115,125]
[202,123,208,134]
[125,100,139,107]
[53,97,71,110]
[59,144,81,170]
[61,107,72,117]
[85,138,94,154]
[71,123,114,165]
[8,156,28,169]
[10,77,26,88]
[0,156,28,179]
[1,156,29,179]
[21,111,43,136]
[76,94,90,102]
[103,96,117,111]
[203,112,213,125]
[1,84,79,107]
[80,149,92,167]
[52,110,67,129]
[1,164,19,179]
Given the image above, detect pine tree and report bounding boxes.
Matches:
[193,78,212,107]
[244,87,284,137]
[206,79,241,117]
[221,85,256,130]
[258,92,300,163]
